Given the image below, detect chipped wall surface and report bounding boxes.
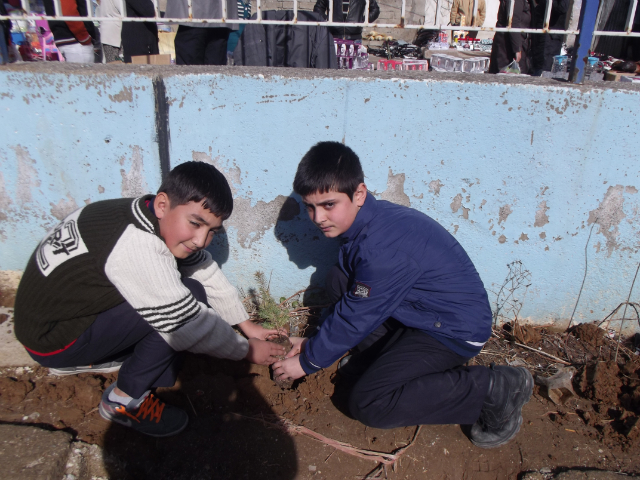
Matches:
[1,64,639,330]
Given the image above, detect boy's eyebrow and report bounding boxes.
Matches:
[303,199,338,207]
[190,214,221,228]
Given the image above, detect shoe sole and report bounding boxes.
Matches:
[49,366,122,376]
[99,402,189,438]
[471,367,534,449]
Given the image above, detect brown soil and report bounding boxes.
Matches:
[1,325,640,479]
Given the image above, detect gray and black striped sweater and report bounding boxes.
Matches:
[15,195,249,359]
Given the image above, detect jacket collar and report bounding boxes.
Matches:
[340,191,377,242]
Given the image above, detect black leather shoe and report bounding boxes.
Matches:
[469,365,533,448]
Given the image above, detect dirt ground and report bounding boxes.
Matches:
[1,321,639,480]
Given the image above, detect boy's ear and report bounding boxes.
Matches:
[154,192,171,219]
[354,183,367,207]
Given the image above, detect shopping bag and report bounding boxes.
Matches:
[499,59,521,74]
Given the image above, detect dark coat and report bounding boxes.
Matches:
[235,10,337,69]
[121,0,159,63]
[530,0,569,72]
[299,193,492,374]
[312,0,380,41]
[488,0,532,74]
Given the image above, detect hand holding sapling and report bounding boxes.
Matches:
[245,338,285,365]
[286,337,308,357]
[273,355,306,382]
[238,319,279,340]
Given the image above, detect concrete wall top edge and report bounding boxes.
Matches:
[3,63,640,93]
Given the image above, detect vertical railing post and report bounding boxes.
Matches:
[569,0,599,84]
[0,24,9,65]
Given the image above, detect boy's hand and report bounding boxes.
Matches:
[238,319,279,340]
[286,337,308,358]
[245,338,285,365]
[273,356,306,382]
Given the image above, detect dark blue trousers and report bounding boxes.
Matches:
[28,278,207,399]
[326,266,491,428]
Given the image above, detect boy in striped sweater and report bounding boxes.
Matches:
[14,162,283,437]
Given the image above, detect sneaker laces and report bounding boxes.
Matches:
[115,394,165,424]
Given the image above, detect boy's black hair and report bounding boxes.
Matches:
[293,142,365,199]
[158,161,233,220]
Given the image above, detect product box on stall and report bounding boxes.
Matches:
[131,54,172,65]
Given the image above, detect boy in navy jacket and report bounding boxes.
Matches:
[274,142,533,448]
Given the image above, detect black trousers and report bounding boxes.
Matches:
[174,26,231,65]
[326,266,491,428]
[28,278,207,399]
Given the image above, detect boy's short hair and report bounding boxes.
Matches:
[158,161,233,219]
[293,142,365,199]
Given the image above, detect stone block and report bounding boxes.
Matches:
[0,424,72,480]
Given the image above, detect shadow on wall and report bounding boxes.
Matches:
[206,226,230,267]
[274,194,341,305]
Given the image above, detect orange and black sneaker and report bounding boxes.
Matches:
[99,382,188,437]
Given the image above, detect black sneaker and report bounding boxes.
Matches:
[99,383,189,437]
[49,361,123,376]
[469,365,533,449]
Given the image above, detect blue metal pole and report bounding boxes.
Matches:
[569,0,599,83]
[0,24,9,65]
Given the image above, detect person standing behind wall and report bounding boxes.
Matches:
[97,0,123,62]
[313,0,380,41]
[165,0,239,65]
[529,0,569,75]
[450,0,486,39]
[121,0,159,63]
[43,0,97,63]
[488,0,532,73]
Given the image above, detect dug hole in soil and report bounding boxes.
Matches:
[1,321,639,479]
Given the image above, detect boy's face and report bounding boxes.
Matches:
[154,193,223,259]
[301,183,367,238]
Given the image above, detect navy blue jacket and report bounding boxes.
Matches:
[300,193,493,374]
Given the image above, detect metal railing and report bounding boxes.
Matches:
[1,0,639,81]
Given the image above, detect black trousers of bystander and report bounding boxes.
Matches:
[174,26,231,65]
[326,266,491,429]
[28,278,208,399]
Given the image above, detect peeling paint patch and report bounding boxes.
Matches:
[226,195,298,248]
[519,233,529,241]
[109,86,133,103]
[98,185,105,193]
[429,180,444,196]
[588,185,635,255]
[120,146,148,197]
[450,193,462,214]
[539,232,546,239]
[0,172,10,239]
[498,204,513,224]
[498,235,507,244]
[50,194,79,220]
[12,145,41,205]
[534,200,549,227]
[379,169,410,207]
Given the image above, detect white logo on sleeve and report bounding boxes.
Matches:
[36,208,88,277]
[353,282,372,298]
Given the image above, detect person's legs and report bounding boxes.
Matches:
[31,278,207,399]
[203,28,231,65]
[349,328,491,428]
[174,25,208,65]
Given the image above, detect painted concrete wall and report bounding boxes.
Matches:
[1,64,639,333]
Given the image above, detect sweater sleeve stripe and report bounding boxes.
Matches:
[141,296,200,326]
[137,293,195,315]
[152,309,201,333]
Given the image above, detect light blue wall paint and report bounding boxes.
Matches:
[1,66,639,330]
